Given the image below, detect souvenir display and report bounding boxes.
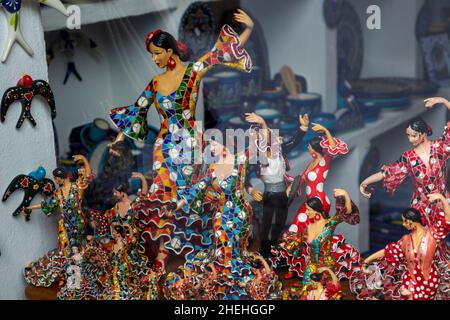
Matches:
[46,30,103,85]
[351,197,450,300]
[109,10,254,271]
[1,0,68,63]
[2,166,55,220]
[1,74,56,129]
[3,0,450,304]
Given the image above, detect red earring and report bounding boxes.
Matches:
[315,213,321,221]
[167,56,176,70]
[311,152,317,158]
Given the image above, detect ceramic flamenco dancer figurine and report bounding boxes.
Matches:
[89,173,161,300]
[280,124,349,279]
[271,189,361,287]
[244,112,309,258]
[167,130,281,300]
[360,97,450,229]
[350,195,450,300]
[283,267,343,300]
[23,155,92,289]
[108,9,254,270]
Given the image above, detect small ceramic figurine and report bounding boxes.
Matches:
[244,112,309,258]
[351,195,450,300]
[166,127,280,300]
[271,189,361,286]
[23,155,92,290]
[284,267,343,300]
[89,173,161,300]
[2,166,55,220]
[1,74,56,129]
[108,9,254,271]
[1,0,68,63]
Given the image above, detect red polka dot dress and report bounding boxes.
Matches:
[288,137,349,234]
[351,211,450,300]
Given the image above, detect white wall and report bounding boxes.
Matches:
[349,0,425,78]
[241,0,337,112]
[0,2,58,299]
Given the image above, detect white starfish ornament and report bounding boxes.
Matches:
[1,0,69,63]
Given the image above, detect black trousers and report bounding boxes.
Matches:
[260,191,289,255]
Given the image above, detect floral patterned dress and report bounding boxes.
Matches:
[350,210,450,300]
[271,197,361,283]
[109,25,252,259]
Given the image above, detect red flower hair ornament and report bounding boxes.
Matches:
[146,29,162,49]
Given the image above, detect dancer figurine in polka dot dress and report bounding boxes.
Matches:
[350,196,450,300]
[108,10,254,270]
[276,123,349,279]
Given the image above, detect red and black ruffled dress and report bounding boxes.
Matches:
[271,196,362,284]
[351,210,450,300]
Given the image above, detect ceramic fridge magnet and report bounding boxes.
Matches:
[1,74,57,129]
[1,0,68,63]
[2,166,55,221]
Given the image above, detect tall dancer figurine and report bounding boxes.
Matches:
[108,9,254,270]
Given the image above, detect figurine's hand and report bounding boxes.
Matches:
[299,114,309,128]
[72,155,87,163]
[245,112,266,125]
[424,97,450,109]
[286,184,292,197]
[234,9,254,30]
[131,172,144,180]
[427,193,445,204]
[311,123,328,133]
[250,189,263,202]
[333,188,348,198]
[360,183,372,199]
[317,267,331,274]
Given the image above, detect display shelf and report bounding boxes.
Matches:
[41,0,177,32]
